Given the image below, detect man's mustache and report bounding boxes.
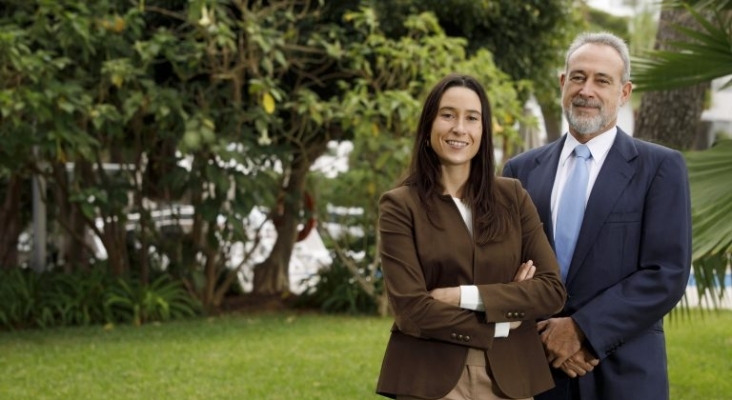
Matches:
[572,97,602,108]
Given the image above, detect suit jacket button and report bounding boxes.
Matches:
[451,333,457,339]
[519,312,525,318]
[506,312,513,318]
[458,334,464,340]
[464,335,470,342]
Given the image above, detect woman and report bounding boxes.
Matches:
[376,74,566,400]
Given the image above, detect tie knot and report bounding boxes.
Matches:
[574,144,591,160]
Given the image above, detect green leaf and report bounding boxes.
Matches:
[633,4,732,91]
[686,139,732,260]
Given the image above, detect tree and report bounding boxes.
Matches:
[633,6,711,149]
[372,0,583,147]
[0,0,281,309]
[0,1,528,310]
[633,0,732,304]
[309,9,528,315]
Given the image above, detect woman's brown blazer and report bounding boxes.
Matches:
[376,177,566,399]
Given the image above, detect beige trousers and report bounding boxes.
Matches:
[397,348,533,400]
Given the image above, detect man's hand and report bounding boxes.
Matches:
[429,287,460,306]
[537,317,585,368]
[559,347,599,378]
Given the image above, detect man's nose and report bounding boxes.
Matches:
[578,81,598,97]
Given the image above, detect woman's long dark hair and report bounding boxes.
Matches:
[401,74,510,244]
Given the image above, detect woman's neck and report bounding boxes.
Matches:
[440,165,469,198]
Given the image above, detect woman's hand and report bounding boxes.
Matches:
[513,259,536,282]
[429,287,461,306]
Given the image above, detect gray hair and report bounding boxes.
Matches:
[565,32,631,84]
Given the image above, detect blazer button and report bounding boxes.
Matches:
[451,333,457,339]
[464,335,470,342]
[519,312,525,318]
[506,312,513,318]
[458,334,464,341]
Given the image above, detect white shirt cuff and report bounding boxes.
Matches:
[459,285,485,311]
[495,322,510,338]
[459,286,509,338]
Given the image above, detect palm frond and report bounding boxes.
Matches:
[632,4,732,91]
[685,139,732,260]
[690,252,730,307]
[666,0,732,11]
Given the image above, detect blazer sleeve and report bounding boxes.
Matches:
[379,190,498,350]
[476,179,567,322]
[572,150,692,360]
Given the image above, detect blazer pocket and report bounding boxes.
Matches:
[605,211,641,223]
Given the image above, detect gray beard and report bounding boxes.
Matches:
[565,106,606,135]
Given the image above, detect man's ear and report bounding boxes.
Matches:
[560,73,567,88]
[620,81,633,105]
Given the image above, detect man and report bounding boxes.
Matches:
[502,32,692,400]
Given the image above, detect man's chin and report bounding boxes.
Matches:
[568,121,603,136]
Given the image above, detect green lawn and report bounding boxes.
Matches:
[0,309,730,399]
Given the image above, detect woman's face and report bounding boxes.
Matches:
[429,86,483,169]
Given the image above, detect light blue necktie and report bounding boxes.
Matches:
[555,144,591,282]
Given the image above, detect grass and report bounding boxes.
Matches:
[0,309,730,400]
[667,309,732,400]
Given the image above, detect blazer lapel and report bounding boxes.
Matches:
[566,129,638,285]
[526,137,565,248]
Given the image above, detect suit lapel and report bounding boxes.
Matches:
[527,137,565,248]
[566,129,638,285]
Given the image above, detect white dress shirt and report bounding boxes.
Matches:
[551,128,617,237]
[452,198,510,338]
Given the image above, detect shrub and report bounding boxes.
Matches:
[295,257,380,314]
[0,268,201,330]
[105,274,202,326]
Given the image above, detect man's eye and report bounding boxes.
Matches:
[570,76,584,82]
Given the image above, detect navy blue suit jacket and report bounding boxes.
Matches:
[503,129,692,400]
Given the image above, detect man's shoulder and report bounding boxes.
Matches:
[628,137,685,165]
[630,137,681,155]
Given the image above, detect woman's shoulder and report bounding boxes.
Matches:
[494,176,523,197]
[380,185,414,200]
[492,177,530,211]
[380,185,414,206]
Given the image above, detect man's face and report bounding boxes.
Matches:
[560,43,632,140]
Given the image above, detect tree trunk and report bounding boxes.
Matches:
[252,141,328,296]
[251,163,308,296]
[75,160,129,276]
[0,174,24,269]
[634,7,710,151]
[539,100,562,144]
[52,161,90,272]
